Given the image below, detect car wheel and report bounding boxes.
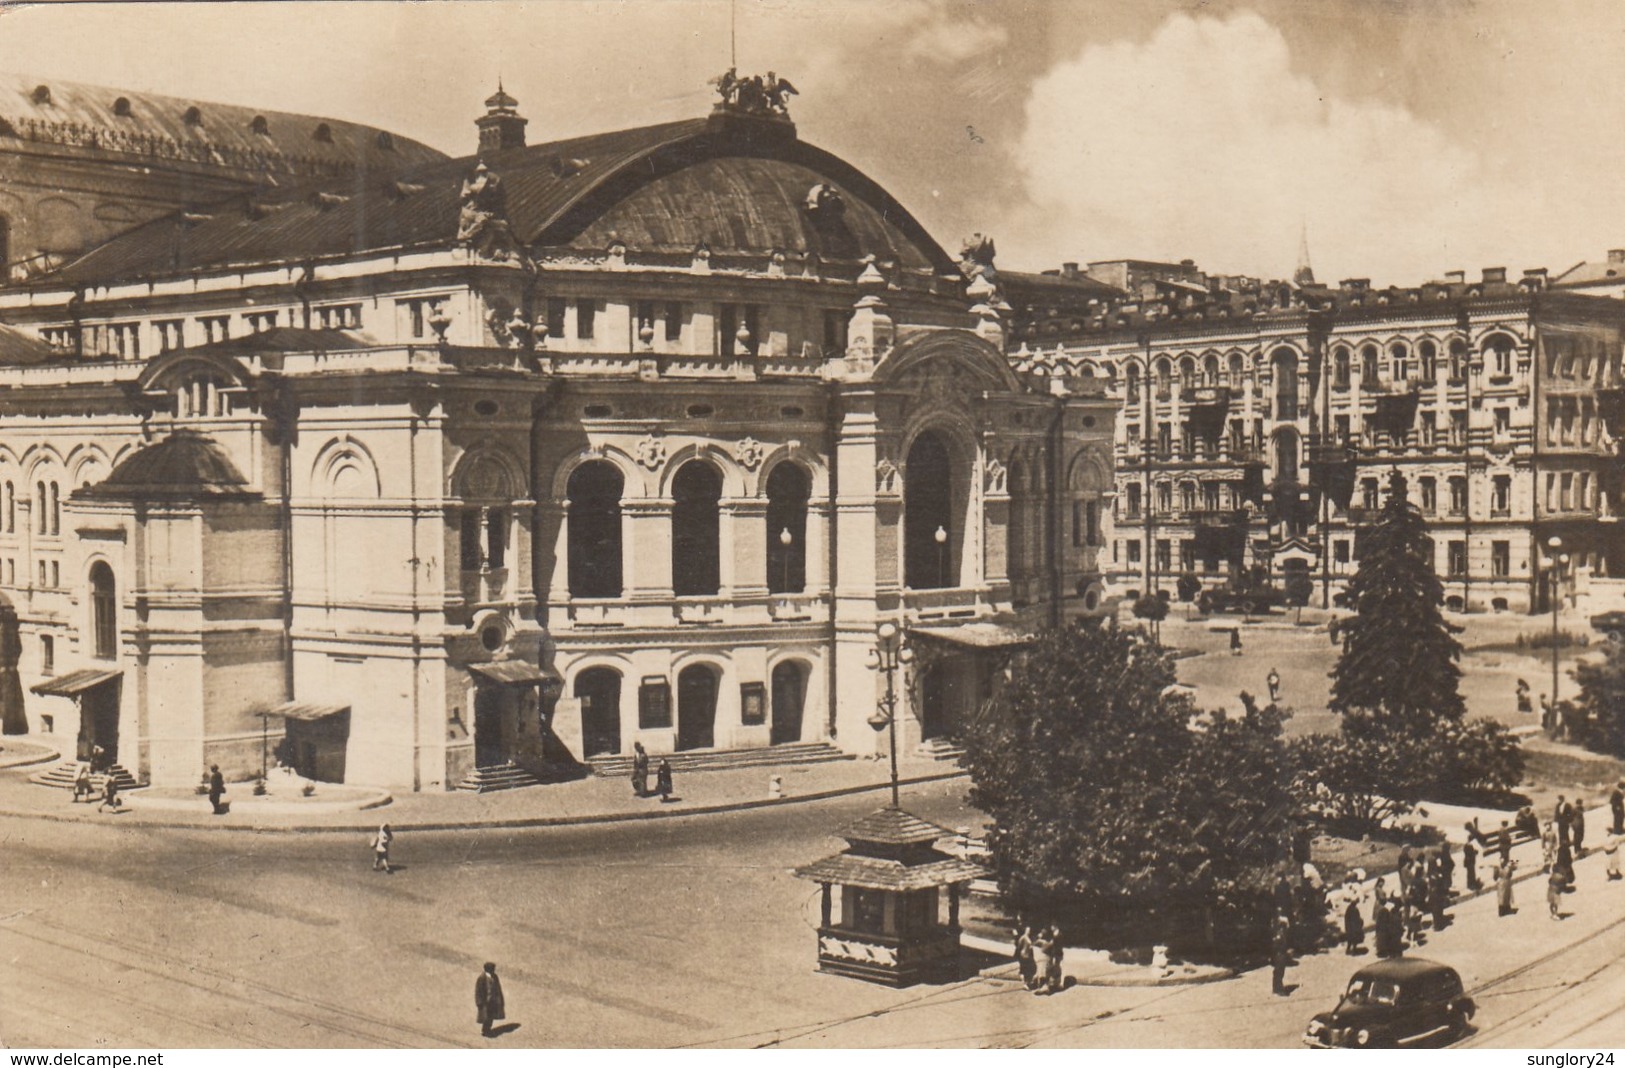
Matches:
[1448,1008,1470,1039]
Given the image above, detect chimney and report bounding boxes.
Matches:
[1481,267,1507,284]
[1339,278,1370,293]
[476,82,527,155]
[1061,262,1079,280]
[1444,270,1465,284]
[1522,267,1549,290]
[1609,249,1625,265]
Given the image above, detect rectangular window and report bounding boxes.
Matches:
[1333,540,1350,564]
[1126,540,1141,564]
[546,298,568,340]
[1071,500,1083,548]
[1580,471,1592,511]
[1335,414,1352,444]
[638,678,672,730]
[1126,484,1142,518]
[1156,423,1171,457]
[1448,540,1467,577]
[1156,483,1171,514]
[40,634,53,675]
[155,319,185,353]
[1491,540,1510,577]
[1419,412,1435,446]
[1420,476,1437,515]
[1494,407,1510,442]
[460,510,483,572]
[576,299,597,340]
[823,309,848,355]
[243,310,278,334]
[408,300,425,338]
[1156,539,1171,572]
[665,302,684,343]
[486,509,506,570]
[1492,475,1511,515]
[316,303,363,330]
[1561,472,1574,511]
[49,560,58,589]
[1361,478,1379,511]
[1546,472,1556,513]
[1086,500,1100,546]
[1450,411,1468,447]
[1449,476,1468,515]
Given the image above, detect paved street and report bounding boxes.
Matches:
[5,761,1625,1049]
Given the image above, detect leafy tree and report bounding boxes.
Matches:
[961,621,1295,957]
[1573,641,1625,756]
[1331,468,1465,732]
[1132,590,1169,641]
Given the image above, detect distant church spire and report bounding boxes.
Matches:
[1294,219,1315,286]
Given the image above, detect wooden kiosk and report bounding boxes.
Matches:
[795,806,986,986]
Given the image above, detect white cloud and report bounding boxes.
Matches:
[1008,12,1513,284]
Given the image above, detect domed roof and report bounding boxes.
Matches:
[78,430,255,501]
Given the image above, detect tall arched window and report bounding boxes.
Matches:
[1275,428,1300,483]
[904,431,955,589]
[1449,338,1468,381]
[1273,348,1299,420]
[1179,357,1197,392]
[1390,342,1410,382]
[765,462,809,595]
[1008,460,1027,586]
[1361,344,1379,381]
[1333,346,1351,389]
[1153,358,1172,398]
[49,481,58,535]
[1484,334,1515,376]
[35,481,45,535]
[574,666,622,757]
[567,462,624,598]
[1418,340,1438,382]
[671,461,722,596]
[1202,355,1220,387]
[90,561,116,661]
[1228,352,1245,390]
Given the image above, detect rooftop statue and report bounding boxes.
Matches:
[711,68,798,119]
[456,162,521,263]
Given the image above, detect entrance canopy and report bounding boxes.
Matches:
[254,701,350,721]
[469,661,563,687]
[30,667,121,697]
[910,623,1033,651]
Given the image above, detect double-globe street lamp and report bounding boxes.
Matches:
[865,621,914,807]
[1545,535,1571,710]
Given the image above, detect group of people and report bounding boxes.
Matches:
[630,742,675,802]
[1012,923,1066,995]
[71,761,122,812]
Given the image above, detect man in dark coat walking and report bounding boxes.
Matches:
[1270,913,1292,995]
[1611,781,1625,836]
[1497,820,1513,866]
[208,764,226,815]
[475,962,505,1037]
[631,742,650,798]
[1463,831,1480,892]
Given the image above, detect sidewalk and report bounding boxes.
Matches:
[0,743,968,833]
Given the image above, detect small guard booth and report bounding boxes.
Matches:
[794,806,986,986]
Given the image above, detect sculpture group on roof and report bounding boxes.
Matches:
[710,69,798,118]
[456,162,523,264]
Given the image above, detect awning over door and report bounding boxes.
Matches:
[254,701,350,721]
[30,667,122,697]
[910,623,1034,651]
[469,661,563,686]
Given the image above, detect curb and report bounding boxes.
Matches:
[0,768,969,834]
[963,935,1236,988]
[0,744,64,772]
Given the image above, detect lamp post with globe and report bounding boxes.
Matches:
[779,527,793,592]
[934,525,948,587]
[865,621,913,807]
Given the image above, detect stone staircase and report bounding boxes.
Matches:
[916,737,965,763]
[31,760,140,792]
[587,741,853,778]
[456,763,545,793]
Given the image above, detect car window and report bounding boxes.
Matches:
[1347,978,1400,1006]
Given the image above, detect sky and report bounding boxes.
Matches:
[2,0,1622,286]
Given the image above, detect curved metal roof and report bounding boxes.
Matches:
[77,430,255,501]
[46,112,958,285]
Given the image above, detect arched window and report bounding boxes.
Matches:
[90,561,116,661]
[1125,364,1141,401]
[1153,358,1172,398]
[1448,338,1468,381]
[1275,428,1300,483]
[1179,357,1197,392]
[49,481,59,535]
[1273,348,1299,420]
[34,481,45,535]
[1390,342,1409,382]
[1484,334,1515,376]
[574,666,622,758]
[250,114,270,136]
[1228,352,1245,390]
[567,462,624,598]
[770,661,805,746]
[1332,346,1351,389]
[904,431,955,589]
[1202,355,1220,387]
[1361,344,1379,381]
[765,462,810,595]
[183,106,203,127]
[671,461,722,596]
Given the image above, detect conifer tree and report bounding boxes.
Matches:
[1330,468,1465,732]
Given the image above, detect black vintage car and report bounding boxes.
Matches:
[1303,958,1475,1049]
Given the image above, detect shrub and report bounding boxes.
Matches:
[1177,572,1202,603]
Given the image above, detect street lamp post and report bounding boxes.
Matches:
[934,525,948,588]
[865,621,913,807]
[779,527,793,593]
[1547,535,1569,706]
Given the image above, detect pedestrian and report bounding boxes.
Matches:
[1375,899,1401,957]
[474,962,505,1037]
[1541,820,1557,873]
[1328,617,1340,645]
[1548,867,1566,920]
[1463,832,1480,892]
[371,823,393,873]
[1611,780,1625,836]
[1555,795,1573,849]
[1540,694,1554,733]
[1498,820,1513,865]
[631,742,649,798]
[96,774,121,813]
[72,762,94,803]
[1439,840,1455,892]
[1556,836,1575,891]
[1267,667,1282,703]
[1516,677,1532,713]
[1429,861,1450,930]
[1343,894,1364,955]
[1042,924,1065,994]
[1396,848,1413,899]
[1014,924,1037,990]
[1230,627,1243,656]
[1606,833,1623,882]
[208,764,226,815]
[1573,799,1587,855]
[1496,859,1518,916]
[1271,913,1292,995]
[656,758,674,802]
[1405,870,1427,943]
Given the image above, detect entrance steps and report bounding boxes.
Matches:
[587,741,853,778]
[456,763,545,793]
[30,761,140,792]
[916,737,965,763]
